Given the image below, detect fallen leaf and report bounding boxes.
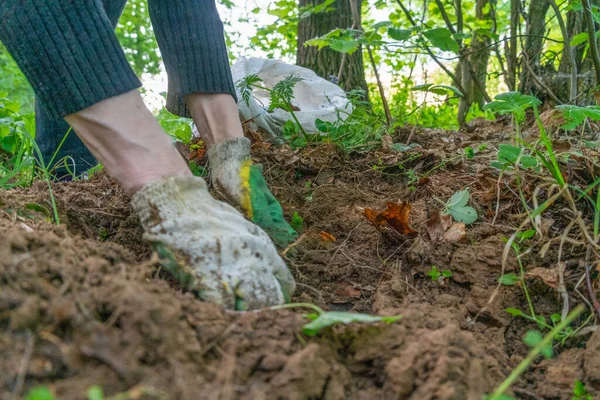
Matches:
[380,134,394,152]
[525,267,559,289]
[363,202,417,236]
[443,223,467,243]
[425,210,453,242]
[320,231,337,242]
[335,282,362,298]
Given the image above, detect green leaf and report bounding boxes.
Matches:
[570,32,589,47]
[329,39,360,54]
[555,105,600,131]
[483,92,541,124]
[465,146,475,159]
[388,27,412,41]
[446,205,478,224]
[499,274,521,285]
[442,270,452,278]
[87,386,104,400]
[411,83,463,97]
[372,20,393,30]
[523,330,553,358]
[315,118,334,133]
[506,307,525,317]
[423,27,459,53]
[443,189,477,224]
[25,387,55,400]
[445,189,470,208]
[550,313,562,324]
[302,312,402,336]
[390,142,420,152]
[516,229,536,241]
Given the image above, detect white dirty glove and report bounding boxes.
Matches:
[208,137,298,247]
[131,176,296,310]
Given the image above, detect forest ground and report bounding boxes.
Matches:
[1,118,599,400]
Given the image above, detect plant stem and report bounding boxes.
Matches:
[487,305,584,400]
[546,0,577,102]
[270,302,326,314]
[367,46,392,126]
[582,0,600,84]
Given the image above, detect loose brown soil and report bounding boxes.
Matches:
[1,120,599,399]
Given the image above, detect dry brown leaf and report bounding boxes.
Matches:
[319,231,337,242]
[444,223,467,243]
[363,202,417,236]
[380,134,394,152]
[425,210,453,242]
[525,267,559,289]
[335,282,362,298]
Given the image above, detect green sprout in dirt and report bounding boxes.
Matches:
[272,303,402,336]
[572,380,593,400]
[485,305,584,400]
[290,211,304,232]
[426,266,452,282]
[498,230,577,342]
[435,188,478,224]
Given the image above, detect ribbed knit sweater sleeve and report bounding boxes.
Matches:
[149,0,237,118]
[0,0,141,120]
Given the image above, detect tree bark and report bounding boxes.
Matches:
[297,0,368,94]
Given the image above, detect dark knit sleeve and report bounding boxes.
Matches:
[0,0,141,119]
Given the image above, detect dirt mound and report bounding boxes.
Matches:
[1,218,494,399]
[2,122,600,399]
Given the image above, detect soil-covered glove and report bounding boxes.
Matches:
[131,176,296,310]
[208,137,298,247]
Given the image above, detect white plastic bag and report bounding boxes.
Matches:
[230,57,352,138]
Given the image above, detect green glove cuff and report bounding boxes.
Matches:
[247,165,298,247]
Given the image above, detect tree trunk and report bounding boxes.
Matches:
[518,0,550,96]
[457,0,491,124]
[297,0,368,94]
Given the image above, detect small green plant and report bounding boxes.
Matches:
[490,144,538,171]
[25,386,55,400]
[426,266,452,282]
[273,303,402,336]
[237,74,310,142]
[485,306,584,400]
[437,189,478,224]
[572,380,593,400]
[483,91,541,140]
[87,386,104,400]
[291,211,304,232]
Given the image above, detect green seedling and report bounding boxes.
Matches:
[437,188,478,224]
[25,386,55,400]
[273,303,402,336]
[426,266,452,282]
[237,74,311,143]
[87,386,104,400]
[291,211,304,232]
[486,306,584,400]
[490,144,538,171]
[573,380,593,400]
[483,91,541,140]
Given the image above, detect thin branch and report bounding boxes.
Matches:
[394,0,466,95]
[522,52,563,104]
[547,0,577,102]
[582,0,600,84]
